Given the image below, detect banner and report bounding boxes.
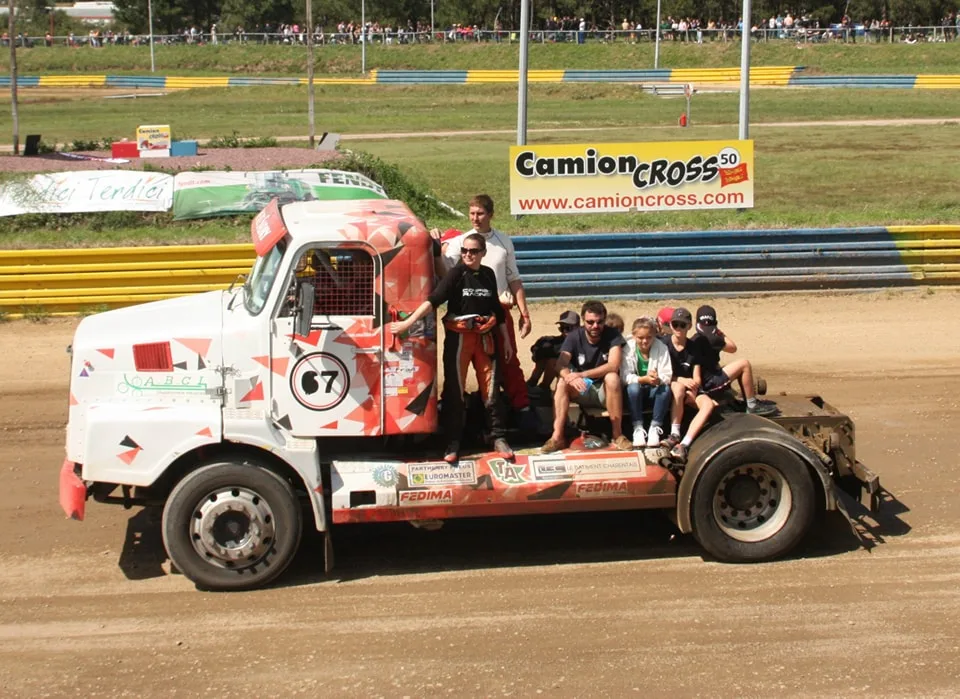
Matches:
[0,171,173,217]
[172,169,388,220]
[136,124,172,152]
[509,140,754,215]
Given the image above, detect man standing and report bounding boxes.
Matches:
[442,195,538,428]
[541,300,630,453]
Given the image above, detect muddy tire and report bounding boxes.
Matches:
[162,460,303,591]
[691,441,816,562]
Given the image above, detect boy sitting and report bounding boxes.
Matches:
[527,310,580,390]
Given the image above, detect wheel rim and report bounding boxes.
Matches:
[712,462,793,543]
[190,486,277,570]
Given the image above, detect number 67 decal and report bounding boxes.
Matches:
[290,352,351,411]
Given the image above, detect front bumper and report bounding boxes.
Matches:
[59,459,86,521]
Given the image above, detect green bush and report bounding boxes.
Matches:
[335,149,449,222]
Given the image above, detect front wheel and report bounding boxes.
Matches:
[162,460,303,591]
[690,441,816,562]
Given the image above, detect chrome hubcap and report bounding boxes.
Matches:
[190,487,276,569]
[712,463,793,543]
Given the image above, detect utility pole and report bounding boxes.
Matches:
[305,0,315,148]
[738,0,752,139]
[8,0,19,155]
[516,0,530,146]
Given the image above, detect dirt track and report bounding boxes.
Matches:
[2,290,960,697]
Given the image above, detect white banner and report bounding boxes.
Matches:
[0,171,174,217]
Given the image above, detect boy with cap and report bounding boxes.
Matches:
[527,310,580,390]
[691,305,777,416]
[660,307,716,463]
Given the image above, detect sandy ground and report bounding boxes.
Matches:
[2,289,960,696]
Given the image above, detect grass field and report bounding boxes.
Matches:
[4,84,960,144]
[3,42,960,76]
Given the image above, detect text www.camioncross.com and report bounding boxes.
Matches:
[517,191,746,212]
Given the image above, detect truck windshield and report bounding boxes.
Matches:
[243,242,286,315]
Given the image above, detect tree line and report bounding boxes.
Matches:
[105,0,956,36]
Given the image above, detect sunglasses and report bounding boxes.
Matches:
[460,247,483,256]
[699,319,717,326]
[558,324,575,332]
[584,319,603,326]
[671,321,690,329]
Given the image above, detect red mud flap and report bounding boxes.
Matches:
[59,459,87,521]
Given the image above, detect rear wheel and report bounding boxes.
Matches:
[162,460,303,591]
[691,441,816,562]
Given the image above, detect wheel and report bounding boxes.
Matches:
[756,377,768,395]
[690,441,816,562]
[162,460,303,591]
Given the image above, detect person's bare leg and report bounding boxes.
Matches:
[540,358,559,388]
[604,372,623,439]
[722,358,754,399]
[683,394,716,444]
[550,382,574,442]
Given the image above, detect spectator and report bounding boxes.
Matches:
[542,300,630,453]
[527,310,580,389]
[605,312,625,335]
[622,316,673,448]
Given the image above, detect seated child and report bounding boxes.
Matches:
[621,317,673,448]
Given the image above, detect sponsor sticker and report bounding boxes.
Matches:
[398,488,454,506]
[488,458,526,486]
[408,461,477,487]
[574,480,630,498]
[530,453,644,481]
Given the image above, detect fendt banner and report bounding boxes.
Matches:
[509,140,754,215]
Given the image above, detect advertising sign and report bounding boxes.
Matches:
[0,171,174,217]
[509,140,753,215]
[172,169,388,220]
[136,124,172,151]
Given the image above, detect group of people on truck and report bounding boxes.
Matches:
[389,193,774,465]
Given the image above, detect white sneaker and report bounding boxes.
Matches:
[646,425,664,449]
[632,426,647,447]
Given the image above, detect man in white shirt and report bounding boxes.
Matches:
[441,195,536,422]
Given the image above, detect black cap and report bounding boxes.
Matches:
[557,310,580,326]
[671,307,693,325]
[696,305,718,326]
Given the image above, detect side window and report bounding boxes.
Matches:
[293,248,375,317]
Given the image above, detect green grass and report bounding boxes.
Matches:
[3,42,960,76]
[3,122,959,248]
[4,83,960,145]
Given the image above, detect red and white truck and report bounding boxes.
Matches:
[60,198,882,590]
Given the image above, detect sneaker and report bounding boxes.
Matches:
[746,399,779,417]
[631,425,647,447]
[670,443,688,463]
[443,441,460,464]
[612,434,633,451]
[660,432,681,450]
[493,438,515,461]
[646,425,664,449]
[541,436,567,454]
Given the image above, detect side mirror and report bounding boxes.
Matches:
[296,281,315,338]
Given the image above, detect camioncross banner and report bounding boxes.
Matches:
[509,140,753,215]
[172,169,387,220]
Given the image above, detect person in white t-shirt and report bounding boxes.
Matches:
[440,195,536,423]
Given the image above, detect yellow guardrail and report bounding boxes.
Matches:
[3,227,960,318]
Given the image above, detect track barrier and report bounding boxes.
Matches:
[2,226,958,316]
[4,68,960,90]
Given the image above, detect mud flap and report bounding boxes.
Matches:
[323,530,335,574]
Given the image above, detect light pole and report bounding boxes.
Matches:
[654,0,662,68]
[306,0,315,148]
[360,0,366,73]
[430,0,434,39]
[8,0,19,155]
[738,0,751,139]
[147,0,155,72]
[516,0,530,145]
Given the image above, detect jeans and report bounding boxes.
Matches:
[626,382,671,428]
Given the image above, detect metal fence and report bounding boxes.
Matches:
[2,226,957,316]
[3,25,958,49]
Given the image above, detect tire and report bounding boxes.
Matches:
[162,460,303,591]
[690,440,816,562]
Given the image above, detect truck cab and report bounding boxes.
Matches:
[60,198,881,591]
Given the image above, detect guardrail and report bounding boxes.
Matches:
[2,225,958,316]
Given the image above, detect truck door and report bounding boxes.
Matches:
[270,245,383,437]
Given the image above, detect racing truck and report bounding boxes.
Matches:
[59,198,882,591]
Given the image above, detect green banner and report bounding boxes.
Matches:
[172,169,387,220]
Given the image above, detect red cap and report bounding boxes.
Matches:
[657,306,675,326]
[441,228,462,242]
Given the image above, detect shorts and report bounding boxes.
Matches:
[571,382,606,409]
[701,371,732,396]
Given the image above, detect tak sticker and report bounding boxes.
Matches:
[289,352,350,411]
